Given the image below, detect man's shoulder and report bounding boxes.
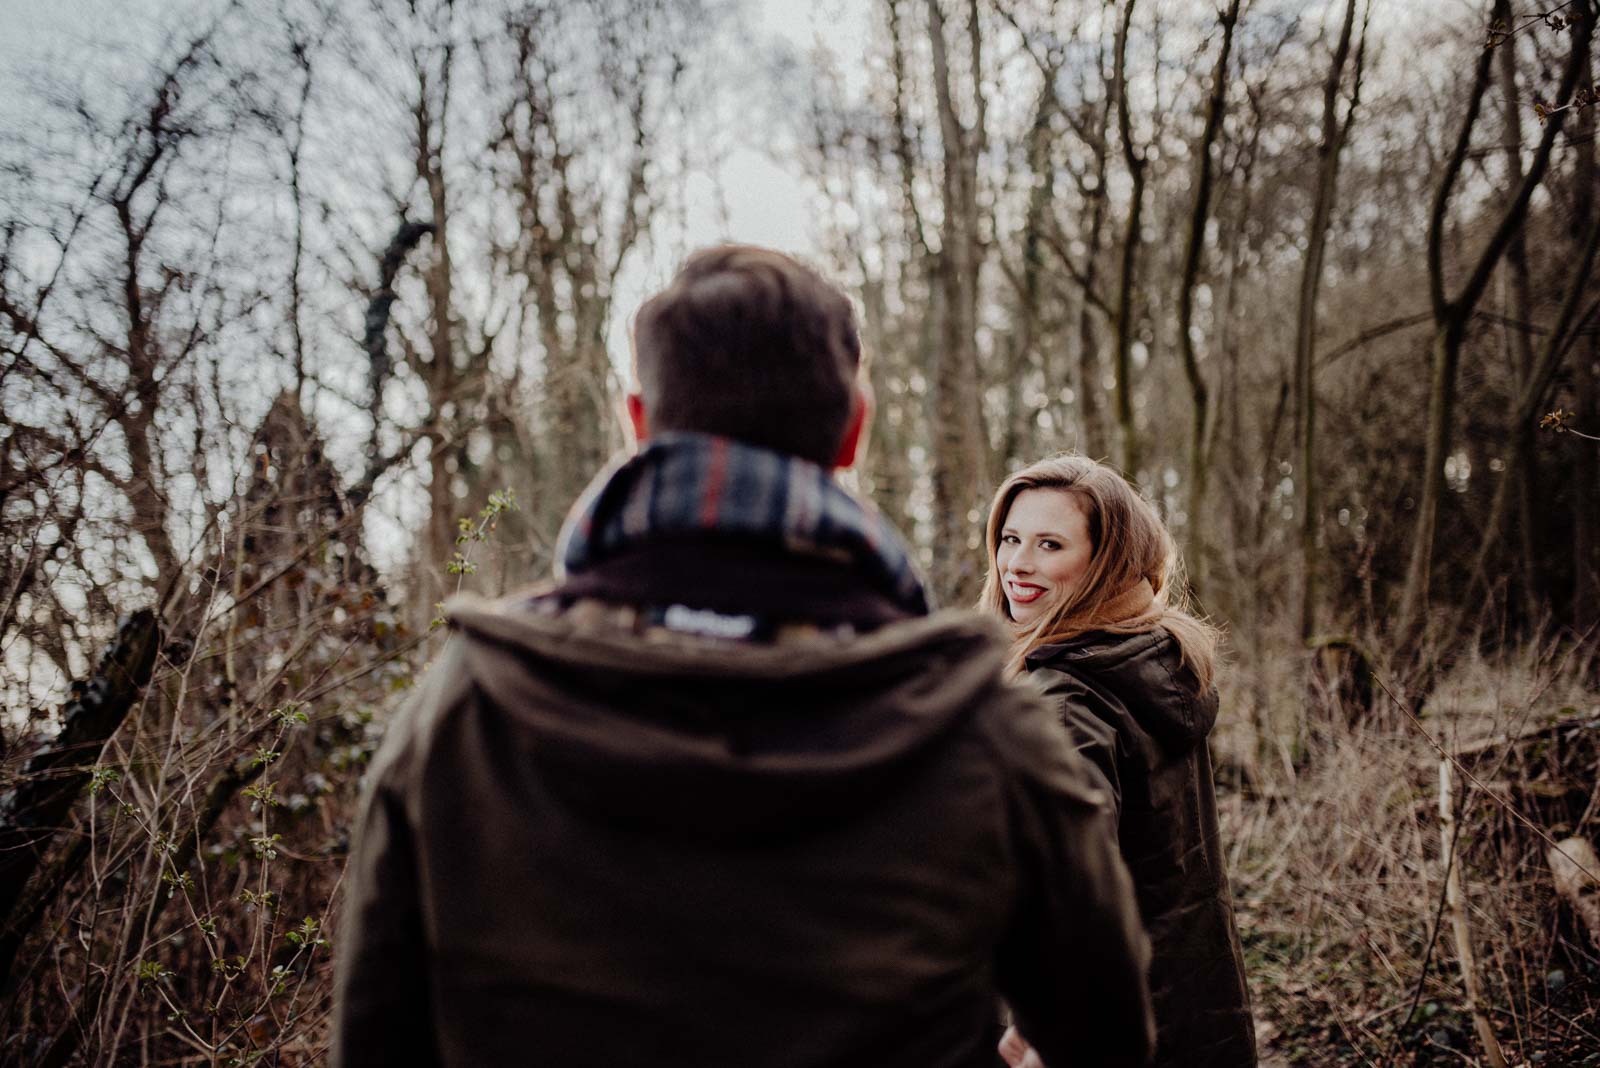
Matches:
[460,585,1005,665]
[365,637,478,790]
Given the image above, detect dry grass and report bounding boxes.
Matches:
[1219,635,1600,1066]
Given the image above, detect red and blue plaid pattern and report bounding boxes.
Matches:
[555,432,929,615]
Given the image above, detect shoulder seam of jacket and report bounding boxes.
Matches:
[1033,627,1168,668]
[1150,642,1197,735]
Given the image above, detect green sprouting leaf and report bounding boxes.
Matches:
[285,915,326,949]
[271,703,309,727]
[136,960,172,985]
[243,781,281,809]
[249,833,282,860]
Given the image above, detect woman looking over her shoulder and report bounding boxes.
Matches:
[983,455,1255,1068]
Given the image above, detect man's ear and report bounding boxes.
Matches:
[626,392,649,447]
[831,383,870,470]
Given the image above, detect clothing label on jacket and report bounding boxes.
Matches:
[662,603,759,640]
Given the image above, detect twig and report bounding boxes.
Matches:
[1439,759,1508,1068]
[1390,817,1460,1062]
[297,634,429,706]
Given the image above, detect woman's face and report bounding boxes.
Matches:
[997,488,1094,625]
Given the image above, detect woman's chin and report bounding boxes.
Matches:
[1008,602,1043,626]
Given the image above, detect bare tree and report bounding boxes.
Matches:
[1111,0,1146,477]
[1173,0,1242,594]
[1295,0,1369,641]
[486,0,691,544]
[924,0,994,603]
[1397,0,1595,644]
[1570,52,1600,634]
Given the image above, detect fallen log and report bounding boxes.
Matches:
[1548,835,1600,950]
[0,611,160,942]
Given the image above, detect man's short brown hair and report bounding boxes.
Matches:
[632,245,861,466]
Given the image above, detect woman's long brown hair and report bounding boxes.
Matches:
[977,454,1220,685]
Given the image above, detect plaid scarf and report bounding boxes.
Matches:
[555,432,929,615]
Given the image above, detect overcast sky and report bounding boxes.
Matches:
[1,0,880,580]
[614,0,874,346]
[3,0,873,340]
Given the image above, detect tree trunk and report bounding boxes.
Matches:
[1074,35,1116,460]
[1577,331,1600,636]
[1216,84,1264,627]
[926,0,992,605]
[1495,6,1546,623]
[1571,56,1598,637]
[1295,0,1365,641]
[1174,0,1241,596]
[859,272,916,536]
[1111,0,1145,478]
[416,48,460,613]
[1469,211,1600,597]
[1000,81,1057,468]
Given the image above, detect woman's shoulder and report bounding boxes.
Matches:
[1026,627,1178,674]
[1028,627,1217,747]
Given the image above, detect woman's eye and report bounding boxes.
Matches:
[1040,540,1061,551]
[1000,534,1019,545]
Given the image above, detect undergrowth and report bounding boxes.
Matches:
[1218,634,1600,1066]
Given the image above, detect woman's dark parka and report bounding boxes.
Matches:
[1027,628,1256,1068]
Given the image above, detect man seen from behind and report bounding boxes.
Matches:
[332,244,1155,1068]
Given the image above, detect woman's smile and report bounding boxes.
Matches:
[1005,579,1047,604]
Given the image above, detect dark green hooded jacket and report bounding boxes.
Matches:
[1027,629,1255,1068]
[334,595,1155,1068]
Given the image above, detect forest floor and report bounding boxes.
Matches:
[1217,646,1600,1066]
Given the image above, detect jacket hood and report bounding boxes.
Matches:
[443,597,1017,842]
[1025,628,1217,749]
